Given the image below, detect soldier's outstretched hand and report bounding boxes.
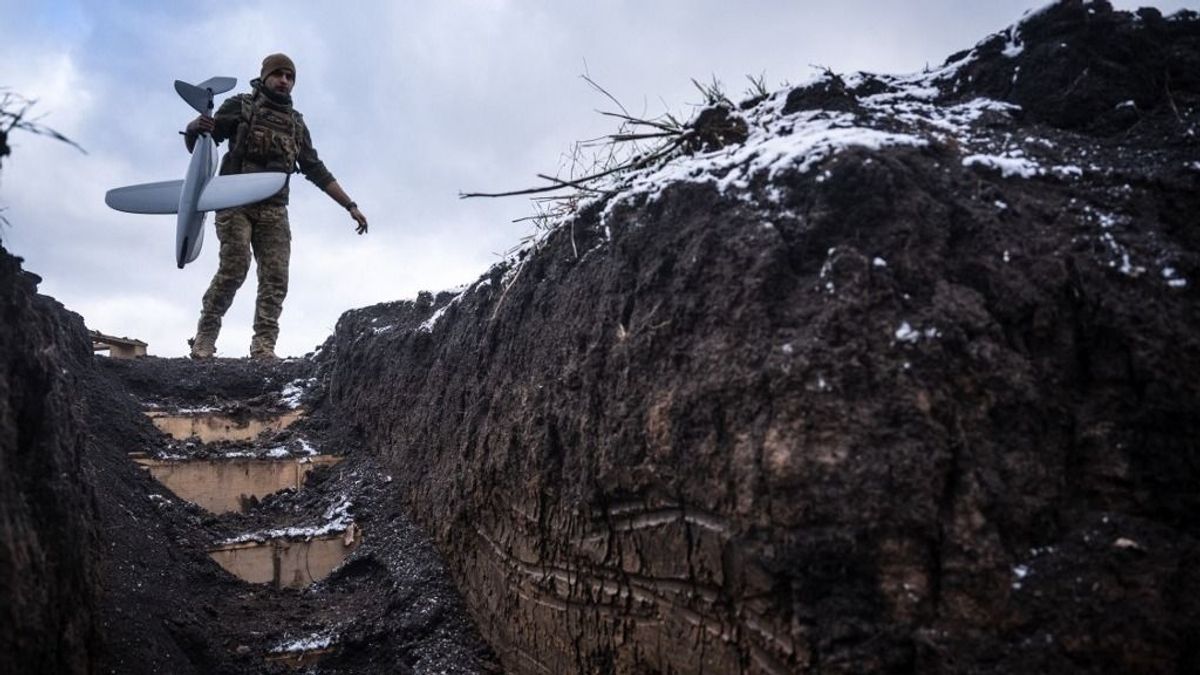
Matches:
[350,207,368,235]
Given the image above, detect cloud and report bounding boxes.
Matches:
[2,0,1196,356]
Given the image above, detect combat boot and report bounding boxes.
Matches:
[189,334,216,359]
[249,335,278,361]
[190,313,220,359]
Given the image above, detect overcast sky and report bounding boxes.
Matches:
[1,0,1195,357]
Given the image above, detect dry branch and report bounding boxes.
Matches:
[0,90,87,160]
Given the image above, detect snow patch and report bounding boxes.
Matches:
[963,154,1042,178]
[298,438,319,456]
[1011,563,1031,590]
[818,247,839,294]
[222,497,354,544]
[894,321,941,344]
[1098,233,1145,277]
[1051,165,1082,178]
[809,374,830,392]
[173,405,220,414]
[1163,267,1188,288]
[271,631,336,654]
[419,286,474,333]
[280,378,316,409]
[595,105,927,223]
[1003,37,1024,58]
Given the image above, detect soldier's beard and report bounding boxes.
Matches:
[262,87,293,106]
[251,78,293,107]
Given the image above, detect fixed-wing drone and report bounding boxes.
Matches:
[104,77,287,269]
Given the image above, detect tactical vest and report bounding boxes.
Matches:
[222,95,302,176]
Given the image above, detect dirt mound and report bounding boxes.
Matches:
[321,2,1200,673]
[949,1,1200,134]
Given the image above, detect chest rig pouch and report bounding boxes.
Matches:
[226,96,301,174]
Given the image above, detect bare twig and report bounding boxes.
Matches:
[691,75,730,106]
[489,259,527,322]
[745,72,769,100]
[608,132,678,142]
[1164,68,1184,123]
[462,70,729,254]
[598,110,682,133]
[459,183,574,199]
[534,173,610,194]
[581,74,631,118]
[0,90,87,157]
[460,136,683,199]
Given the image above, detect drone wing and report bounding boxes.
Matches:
[196,172,288,212]
[104,180,184,214]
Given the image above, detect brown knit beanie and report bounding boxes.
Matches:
[260,53,296,79]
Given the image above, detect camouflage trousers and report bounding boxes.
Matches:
[194,203,291,355]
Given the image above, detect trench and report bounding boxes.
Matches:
[136,405,363,666]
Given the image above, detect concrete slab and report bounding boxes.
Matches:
[209,525,361,589]
[146,409,304,443]
[134,455,341,514]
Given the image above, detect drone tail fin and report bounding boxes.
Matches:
[174,77,237,115]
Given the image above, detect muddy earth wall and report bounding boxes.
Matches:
[0,244,99,674]
[324,3,1200,673]
[0,245,271,675]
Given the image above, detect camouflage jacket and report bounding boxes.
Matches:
[209,83,334,205]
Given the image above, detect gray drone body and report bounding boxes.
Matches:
[105,77,287,268]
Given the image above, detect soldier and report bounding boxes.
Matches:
[183,53,367,359]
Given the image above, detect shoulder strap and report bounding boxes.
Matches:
[223,94,256,172]
[239,94,256,125]
[290,109,303,138]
